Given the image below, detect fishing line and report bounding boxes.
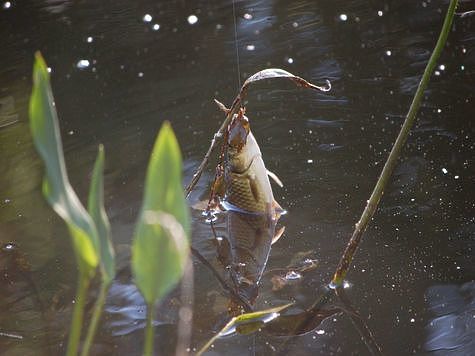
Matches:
[232,0,242,90]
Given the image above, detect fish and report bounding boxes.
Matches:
[211,108,285,314]
[214,109,284,219]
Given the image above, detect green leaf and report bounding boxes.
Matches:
[88,145,115,283]
[29,52,99,276]
[197,303,293,355]
[132,122,190,305]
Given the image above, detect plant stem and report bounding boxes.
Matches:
[143,303,155,356]
[66,272,90,356]
[331,0,459,287]
[80,281,109,356]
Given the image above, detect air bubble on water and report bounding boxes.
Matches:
[343,281,351,289]
[138,72,144,77]
[434,70,440,76]
[246,44,255,51]
[339,14,348,21]
[68,130,74,135]
[287,57,294,64]
[386,50,392,56]
[216,24,223,30]
[377,10,383,16]
[3,243,15,251]
[285,271,302,280]
[47,67,52,73]
[437,108,442,113]
[461,65,465,71]
[187,15,198,25]
[3,1,11,9]
[87,36,93,43]
[307,159,313,164]
[292,22,298,28]
[410,318,415,323]
[143,14,152,22]
[454,175,460,179]
[439,64,445,70]
[243,13,253,20]
[442,168,448,174]
[76,59,90,69]
[316,329,325,335]
[152,24,160,31]
[462,47,466,54]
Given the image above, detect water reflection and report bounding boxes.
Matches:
[425,281,475,355]
[215,210,280,315]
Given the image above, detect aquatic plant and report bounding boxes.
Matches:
[29,53,189,356]
[131,122,190,356]
[29,52,105,356]
[331,0,459,287]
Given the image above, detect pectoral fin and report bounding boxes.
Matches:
[267,169,284,188]
[272,226,286,245]
[213,174,226,198]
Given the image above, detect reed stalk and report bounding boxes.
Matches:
[80,282,109,356]
[66,273,89,356]
[143,303,155,356]
[331,0,459,287]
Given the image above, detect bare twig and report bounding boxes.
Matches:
[331,0,459,287]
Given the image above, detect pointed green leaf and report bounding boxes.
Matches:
[196,303,293,355]
[29,52,99,276]
[88,145,115,283]
[132,122,190,304]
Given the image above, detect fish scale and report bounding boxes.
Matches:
[225,171,267,213]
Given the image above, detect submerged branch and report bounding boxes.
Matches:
[184,69,330,197]
[331,0,459,287]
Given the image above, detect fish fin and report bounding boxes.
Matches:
[272,199,285,213]
[272,226,286,245]
[267,169,284,188]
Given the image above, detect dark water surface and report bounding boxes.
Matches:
[1,0,474,355]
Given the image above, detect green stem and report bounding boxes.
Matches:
[66,272,90,356]
[143,303,155,356]
[80,281,109,356]
[331,0,459,287]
